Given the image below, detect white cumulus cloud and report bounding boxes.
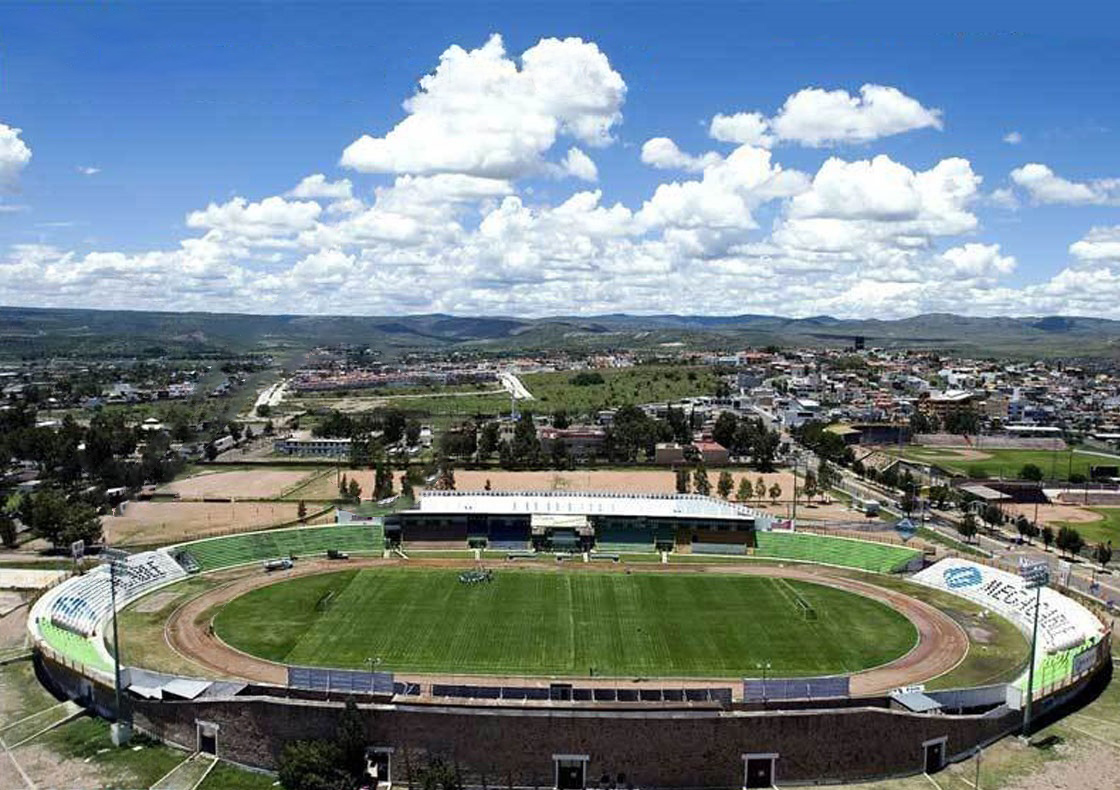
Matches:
[0,123,32,187]
[1010,163,1120,205]
[339,34,625,180]
[1003,131,1023,145]
[287,174,353,200]
[560,147,598,181]
[640,137,722,172]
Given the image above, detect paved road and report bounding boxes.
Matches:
[252,378,288,412]
[498,371,534,401]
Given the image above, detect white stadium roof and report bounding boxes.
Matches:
[416,490,765,521]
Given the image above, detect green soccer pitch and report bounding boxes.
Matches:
[212,569,918,677]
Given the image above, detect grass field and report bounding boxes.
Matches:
[1055,507,1120,546]
[892,446,1120,481]
[520,365,718,416]
[213,568,917,677]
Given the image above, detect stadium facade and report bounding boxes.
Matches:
[384,490,776,553]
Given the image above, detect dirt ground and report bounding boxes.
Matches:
[159,468,312,499]
[102,501,309,545]
[294,469,374,500]
[451,469,797,496]
[1007,502,1103,525]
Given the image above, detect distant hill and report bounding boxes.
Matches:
[2,305,1120,360]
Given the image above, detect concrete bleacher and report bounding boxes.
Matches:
[50,550,186,636]
[175,523,384,572]
[752,531,919,573]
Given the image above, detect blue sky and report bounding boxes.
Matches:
[2,2,1120,317]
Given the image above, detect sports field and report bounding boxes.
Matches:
[213,568,917,677]
[891,446,1120,481]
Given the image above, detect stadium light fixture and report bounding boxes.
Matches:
[1018,559,1050,740]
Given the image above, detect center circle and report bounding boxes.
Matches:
[213,567,917,677]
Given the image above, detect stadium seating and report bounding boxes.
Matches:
[751,531,919,573]
[176,524,384,572]
[692,542,747,555]
[488,523,530,551]
[594,525,656,553]
[50,551,186,636]
[38,619,112,672]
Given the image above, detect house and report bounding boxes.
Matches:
[654,442,686,466]
[537,426,607,460]
[692,440,729,466]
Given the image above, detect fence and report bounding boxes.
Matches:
[742,675,850,702]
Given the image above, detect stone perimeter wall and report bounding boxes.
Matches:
[39,652,1107,788]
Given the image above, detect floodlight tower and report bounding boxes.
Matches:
[1019,558,1050,740]
[103,547,132,746]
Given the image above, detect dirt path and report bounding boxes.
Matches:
[164,559,967,697]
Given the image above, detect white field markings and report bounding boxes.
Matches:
[3,701,83,749]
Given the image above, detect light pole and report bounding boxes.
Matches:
[1019,558,1050,740]
[790,452,800,528]
[756,661,771,705]
[103,548,132,746]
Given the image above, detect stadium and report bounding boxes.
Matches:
[27,490,1113,789]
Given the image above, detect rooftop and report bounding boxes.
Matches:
[416,490,765,521]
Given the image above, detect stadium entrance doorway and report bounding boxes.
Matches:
[553,754,587,789]
[365,747,392,786]
[743,753,777,788]
[923,737,946,773]
[196,721,218,756]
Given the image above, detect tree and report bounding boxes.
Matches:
[1095,542,1113,569]
[483,478,491,491]
[21,489,102,548]
[401,474,414,499]
[736,476,752,502]
[297,500,308,522]
[755,476,767,503]
[405,419,422,447]
[337,698,366,781]
[817,460,837,498]
[900,491,918,517]
[676,468,691,494]
[0,511,17,549]
[1041,525,1055,550]
[435,456,456,490]
[244,425,254,441]
[1016,515,1032,544]
[477,422,499,459]
[264,420,275,436]
[277,740,351,790]
[347,478,361,502]
[1019,463,1044,482]
[339,473,348,498]
[712,412,738,452]
[981,504,1003,530]
[228,422,243,441]
[256,404,271,418]
[512,411,541,468]
[717,470,734,499]
[1057,525,1084,558]
[802,470,818,503]
[693,464,711,496]
[957,511,978,544]
[204,441,218,462]
[552,410,571,430]
[768,483,782,506]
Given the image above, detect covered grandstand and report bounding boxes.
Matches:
[386,490,773,552]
